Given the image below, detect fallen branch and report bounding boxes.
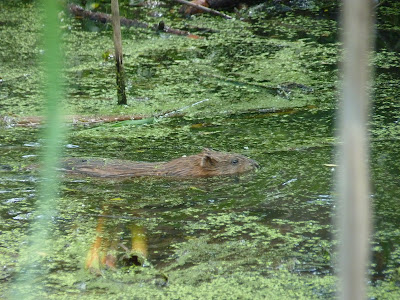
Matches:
[68,4,194,37]
[172,0,233,19]
[68,4,148,28]
[0,99,210,127]
[0,114,146,128]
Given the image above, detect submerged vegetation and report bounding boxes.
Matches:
[1,0,400,298]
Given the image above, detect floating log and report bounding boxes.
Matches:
[68,4,195,37]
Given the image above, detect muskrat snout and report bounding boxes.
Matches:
[251,159,260,169]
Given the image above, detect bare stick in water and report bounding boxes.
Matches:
[111,0,127,105]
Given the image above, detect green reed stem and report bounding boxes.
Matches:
[10,0,64,298]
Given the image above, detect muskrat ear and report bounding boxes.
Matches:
[203,148,218,155]
[200,153,217,168]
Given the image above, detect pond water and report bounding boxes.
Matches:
[1,0,400,298]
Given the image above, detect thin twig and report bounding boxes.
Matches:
[171,0,233,19]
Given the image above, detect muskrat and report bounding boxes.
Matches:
[62,148,259,178]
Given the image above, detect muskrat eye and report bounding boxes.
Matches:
[231,158,239,165]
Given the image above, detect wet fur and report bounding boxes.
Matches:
[62,149,258,178]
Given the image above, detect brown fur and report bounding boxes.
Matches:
[62,149,259,178]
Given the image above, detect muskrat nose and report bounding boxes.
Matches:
[252,160,260,169]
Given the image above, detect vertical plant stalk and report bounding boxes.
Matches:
[10,0,65,298]
[338,0,374,299]
[111,0,127,105]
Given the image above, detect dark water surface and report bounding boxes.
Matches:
[1,0,400,298]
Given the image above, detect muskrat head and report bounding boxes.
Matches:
[199,148,259,176]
